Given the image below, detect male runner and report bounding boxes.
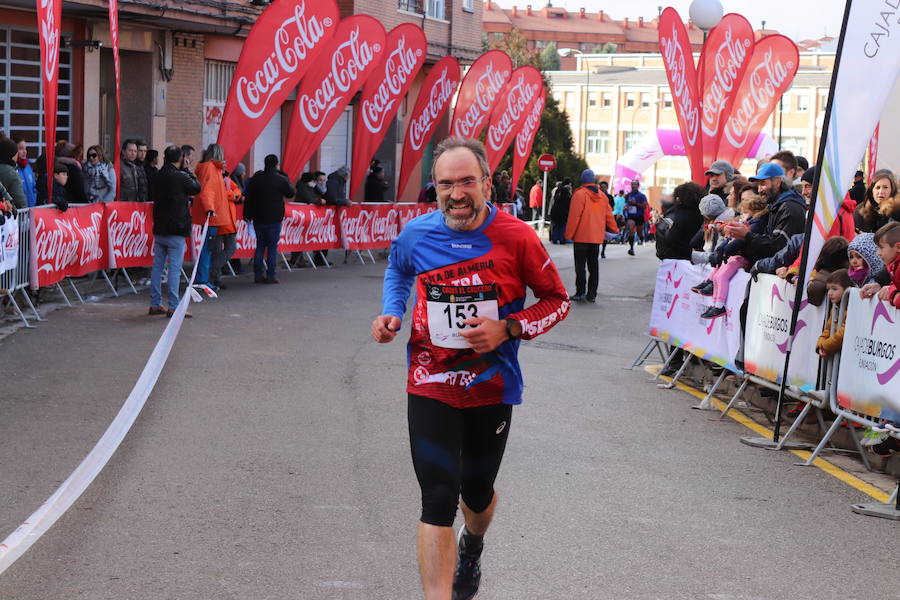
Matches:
[624,179,648,256]
[371,137,569,600]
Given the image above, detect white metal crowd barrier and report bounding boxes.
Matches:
[0,208,41,328]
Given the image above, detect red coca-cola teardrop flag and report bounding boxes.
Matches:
[716,35,799,168]
[349,23,426,199]
[217,0,339,168]
[36,0,61,202]
[510,88,546,204]
[484,65,543,173]
[658,7,704,184]
[282,15,387,181]
[108,0,122,198]
[450,50,513,139]
[396,56,461,198]
[698,13,754,171]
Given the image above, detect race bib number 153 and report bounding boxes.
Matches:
[426,283,499,349]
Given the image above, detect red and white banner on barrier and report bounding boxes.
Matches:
[397,56,461,198]
[106,202,153,268]
[485,65,543,173]
[397,203,435,229]
[450,50,512,139]
[282,15,386,181]
[30,204,106,289]
[339,203,398,250]
[217,0,339,168]
[280,204,342,251]
[36,0,61,202]
[349,23,426,198]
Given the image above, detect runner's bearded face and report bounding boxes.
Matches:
[434,147,490,231]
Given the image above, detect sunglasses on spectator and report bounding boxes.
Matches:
[88,153,97,158]
[435,176,488,194]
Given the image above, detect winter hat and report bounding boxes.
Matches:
[0,137,18,165]
[698,194,727,219]
[800,165,817,185]
[847,232,885,275]
[580,169,595,184]
[705,160,736,182]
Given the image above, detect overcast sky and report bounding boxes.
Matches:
[490,0,848,43]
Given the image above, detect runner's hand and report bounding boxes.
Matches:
[859,283,880,299]
[372,315,401,343]
[460,317,508,354]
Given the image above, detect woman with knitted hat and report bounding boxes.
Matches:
[0,137,26,208]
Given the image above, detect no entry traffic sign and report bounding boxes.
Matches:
[537,154,556,172]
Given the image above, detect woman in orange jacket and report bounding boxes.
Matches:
[192,143,240,287]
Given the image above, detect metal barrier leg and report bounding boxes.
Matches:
[2,290,33,328]
[655,341,668,362]
[851,481,900,521]
[659,354,691,389]
[67,278,85,303]
[796,415,844,466]
[626,339,656,370]
[354,250,366,265]
[181,268,190,284]
[226,262,237,277]
[55,282,72,307]
[100,270,118,297]
[652,347,680,382]
[718,378,749,420]
[280,253,293,272]
[366,249,376,263]
[304,252,318,270]
[117,269,138,294]
[319,251,332,269]
[847,424,871,472]
[17,288,42,321]
[771,402,812,450]
[692,369,727,410]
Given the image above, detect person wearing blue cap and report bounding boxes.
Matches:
[724,161,806,264]
[564,169,619,302]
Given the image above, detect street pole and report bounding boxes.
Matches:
[541,169,549,236]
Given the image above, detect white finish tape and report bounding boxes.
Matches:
[0,219,211,575]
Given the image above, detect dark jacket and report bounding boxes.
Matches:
[655,204,704,260]
[296,182,325,205]
[52,179,70,212]
[742,188,807,264]
[849,180,866,204]
[549,184,571,224]
[717,214,769,262]
[144,164,159,200]
[0,163,26,208]
[755,232,804,274]
[120,157,149,202]
[364,173,388,202]
[325,170,349,206]
[853,194,900,233]
[58,157,89,205]
[151,163,201,237]
[244,168,295,224]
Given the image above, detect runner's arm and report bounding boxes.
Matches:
[380,242,416,321]
[507,238,570,340]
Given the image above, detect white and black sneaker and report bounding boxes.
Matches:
[452,527,483,600]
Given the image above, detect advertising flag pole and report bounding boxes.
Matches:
[771,0,853,443]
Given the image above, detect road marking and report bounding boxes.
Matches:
[644,366,891,504]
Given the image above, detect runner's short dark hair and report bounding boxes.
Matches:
[432,136,490,180]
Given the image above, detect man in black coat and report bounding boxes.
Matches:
[149,145,201,316]
[245,154,295,283]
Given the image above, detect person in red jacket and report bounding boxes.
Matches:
[565,169,619,302]
[874,221,900,309]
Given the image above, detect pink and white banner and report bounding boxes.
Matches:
[744,273,827,391]
[836,294,900,421]
[648,259,747,373]
[1,216,18,275]
[30,204,106,289]
[106,202,153,268]
[339,203,399,250]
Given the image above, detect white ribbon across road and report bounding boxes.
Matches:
[0,218,212,575]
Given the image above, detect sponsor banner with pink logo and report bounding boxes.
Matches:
[836,294,900,421]
[397,56,461,198]
[743,274,827,391]
[30,205,107,289]
[217,0,339,168]
[1,216,19,275]
[648,259,747,373]
[450,50,512,140]
[339,203,399,250]
[106,202,154,268]
[349,23,426,199]
[484,65,543,173]
[282,15,386,181]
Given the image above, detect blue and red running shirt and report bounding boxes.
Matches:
[381,204,569,408]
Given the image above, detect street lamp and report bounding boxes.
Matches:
[559,47,590,157]
[689,0,724,41]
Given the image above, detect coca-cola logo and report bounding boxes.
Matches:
[721,48,792,150]
[486,77,538,151]
[453,62,510,137]
[235,217,257,250]
[236,2,330,119]
[39,0,59,83]
[701,27,751,137]
[298,27,378,133]
[342,208,399,244]
[409,68,458,151]
[661,26,699,146]
[514,97,544,156]
[108,209,151,260]
[361,36,419,134]
[34,211,104,275]
[305,208,339,244]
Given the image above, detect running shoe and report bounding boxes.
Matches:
[870,436,899,457]
[453,529,482,600]
[701,306,727,319]
[697,281,715,296]
[690,279,712,294]
[861,428,888,447]
[627,249,635,256]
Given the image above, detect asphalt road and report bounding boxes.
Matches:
[0,239,896,600]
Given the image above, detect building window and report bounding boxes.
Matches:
[534,40,546,49]
[779,93,791,113]
[640,92,650,108]
[204,60,234,103]
[781,136,807,157]
[663,93,673,109]
[398,0,423,13]
[588,92,597,107]
[625,92,636,108]
[0,28,72,158]
[796,93,809,112]
[492,33,504,41]
[586,130,610,155]
[624,131,642,152]
[579,42,591,51]
[426,0,446,19]
[601,92,611,108]
[462,0,474,10]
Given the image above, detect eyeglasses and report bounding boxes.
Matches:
[87,153,97,158]
[435,176,488,194]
